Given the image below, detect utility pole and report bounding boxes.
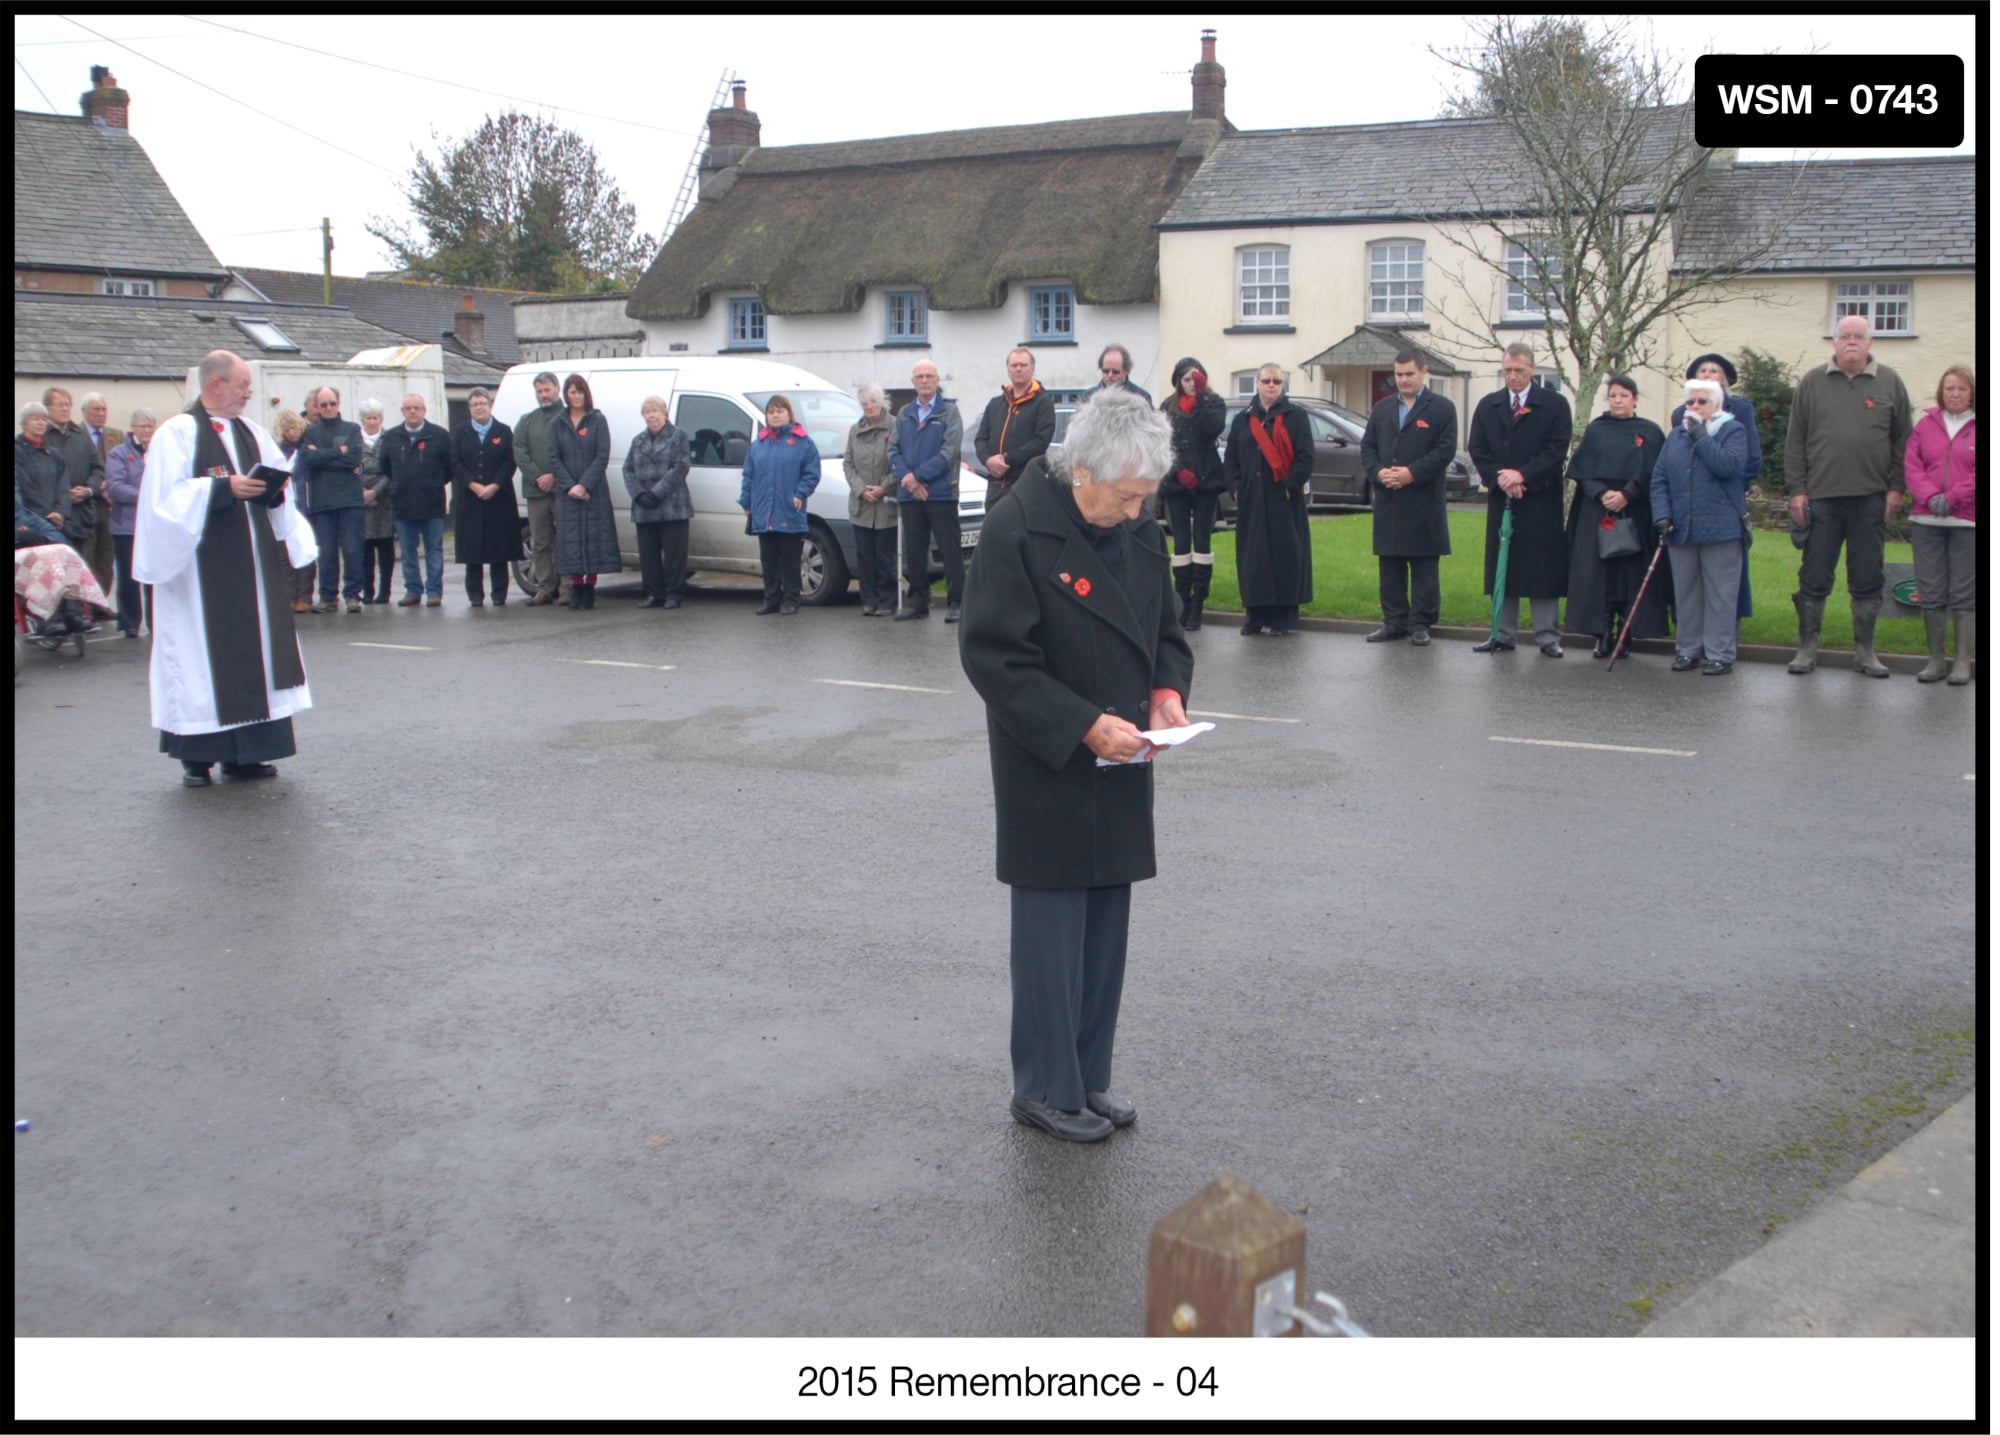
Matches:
[322,218,334,306]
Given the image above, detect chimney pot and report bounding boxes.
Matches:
[1191,31,1225,123]
[79,65,132,131]
[732,82,747,110]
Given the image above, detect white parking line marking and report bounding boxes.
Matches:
[559,659,676,671]
[814,678,953,695]
[1489,736,1696,758]
[1188,709,1299,725]
[350,642,435,652]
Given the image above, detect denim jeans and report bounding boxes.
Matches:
[312,506,368,600]
[395,517,445,596]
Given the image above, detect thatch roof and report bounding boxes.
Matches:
[627,112,1215,321]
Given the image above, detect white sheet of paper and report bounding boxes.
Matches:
[1094,720,1215,766]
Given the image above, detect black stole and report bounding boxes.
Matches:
[188,401,306,725]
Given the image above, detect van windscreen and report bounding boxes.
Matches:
[746,390,863,462]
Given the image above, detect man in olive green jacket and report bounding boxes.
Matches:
[512,371,564,604]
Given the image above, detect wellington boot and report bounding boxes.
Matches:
[1185,599,1204,631]
[1850,598,1890,677]
[1948,611,1976,685]
[1916,609,1950,682]
[1787,593,1823,674]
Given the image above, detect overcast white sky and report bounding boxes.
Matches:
[12,11,1984,281]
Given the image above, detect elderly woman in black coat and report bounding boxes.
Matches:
[958,389,1194,1143]
[1562,375,1669,657]
[1223,363,1315,635]
[451,386,524,606]
[548,373,621,610]
[1158,357,1228,630]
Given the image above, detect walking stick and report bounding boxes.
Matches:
[895,497,906,614]
[1605,535,1668,671]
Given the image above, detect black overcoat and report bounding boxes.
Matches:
[1223,397,1315,607]
[958,468,1194,891]
[1468,386,1571,598]
[1158,390,1228,499]
[1360,388,1458,557]
[451,420,525,565]
[1561,413,1671,637]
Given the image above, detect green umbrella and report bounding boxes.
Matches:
[1488,495,1514,643]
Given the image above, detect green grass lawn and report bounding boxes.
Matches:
[1200,511,1927,653]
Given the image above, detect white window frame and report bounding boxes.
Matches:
[101,279,153,297]
[1504,238,1563,320]
[1237,246,1291,322]
[1232,370,1259,398]
[728,296,767,348]
[1368,240,1424,320]
[1832,279,1913,336]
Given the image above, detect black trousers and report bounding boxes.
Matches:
[854,524,897,610]
[1009,884,1132,1112]
[1164,489,1219,557]
[1797,492,1887,602]
[636,519,689,599]
[900,499,963,611]
[363,537,396,599]
[464,561,509,602]
[111,531,149,633]
[757,532,803,603]
[1378,555,1441,629]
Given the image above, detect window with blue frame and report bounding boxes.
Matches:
[885,291,928,344]
[1029,285,1074,341]
[728,296,767,348]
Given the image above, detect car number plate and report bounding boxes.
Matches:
[959,530,979,550]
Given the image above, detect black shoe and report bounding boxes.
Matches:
[468,597,484,607]
[861,604,878,617]
[1591,634,1615,659]
[219,762,278,782]
[1471,636,1515,653]
[1701,660,1734,676]
[1009,1095,1113,1143]
[779,600,799,616]
[893,607,927,621]
[1365,625,1408,643]
[1539,641,1564,658]
[754,601,781,615]
[1084,1090,1137,1127]
[1671,653,1701,671]
[944,603,962,624]
[180,762,212,788]
[1239,619,1263,636]
[662,596,681,610]
[637,596,665,609]
[1409,625,1431,646]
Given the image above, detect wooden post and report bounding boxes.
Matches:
[1144,1172,1305,1337]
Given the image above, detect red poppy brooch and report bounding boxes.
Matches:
[1075,577,1092,597]
[1636,435,1646,446]
[1415,418,1429,429]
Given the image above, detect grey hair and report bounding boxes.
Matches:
[857,383,886,408]
[1834,313,1872,337]
[1056,388,1171,486]
[196,351,238,389]
[81,390,109,409]
[1684,380,1725,405]
[312,384,341,405]
[1098,343,1134,374]
[534,370,560,388]
[18,401,49,427]
[358,397,384,418]
[640,394,669,416]
[127,407,157,427]
[1503,342,1536,364]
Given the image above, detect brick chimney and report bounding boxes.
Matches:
[452,294,486,353]
[1191,31,1225,121]
[706,81,761,155]
[79,65,130,130]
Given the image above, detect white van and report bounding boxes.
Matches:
[489,356,986,604]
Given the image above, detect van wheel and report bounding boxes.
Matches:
[799,522,850,606]
[510,519,535,594]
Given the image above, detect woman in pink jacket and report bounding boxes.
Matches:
[1903,365,1977,684]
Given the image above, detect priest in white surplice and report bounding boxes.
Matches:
[134,350,318,787]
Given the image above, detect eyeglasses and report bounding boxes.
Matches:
[1100,367,1124,376]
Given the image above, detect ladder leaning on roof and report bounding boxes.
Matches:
[663,69,738,243]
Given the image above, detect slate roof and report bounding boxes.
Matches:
[232,268,532,362]
[13,110,229,280]
[1157,108,1693,228]
[1671,156,1977,273]
[1301,325,1462,375]
[627,112,1217,321]
[14,290,505,386]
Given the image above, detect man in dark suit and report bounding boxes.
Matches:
[1360,350,1458,646]
[379,392,454,606]
[1468,343,1573,656]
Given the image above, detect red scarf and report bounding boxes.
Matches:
[1248,410,1295,482]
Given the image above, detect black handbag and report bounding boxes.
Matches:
[1597,511,1642,560]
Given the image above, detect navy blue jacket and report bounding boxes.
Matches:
[1670,393,1761,484]
[1652,415,1750,547]
[889,396,962,502]
[296,416,366,509]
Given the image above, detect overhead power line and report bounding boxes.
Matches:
[15,55,58,111]
[181,15,705,141]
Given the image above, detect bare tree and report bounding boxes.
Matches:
[1421,17,1807,438]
